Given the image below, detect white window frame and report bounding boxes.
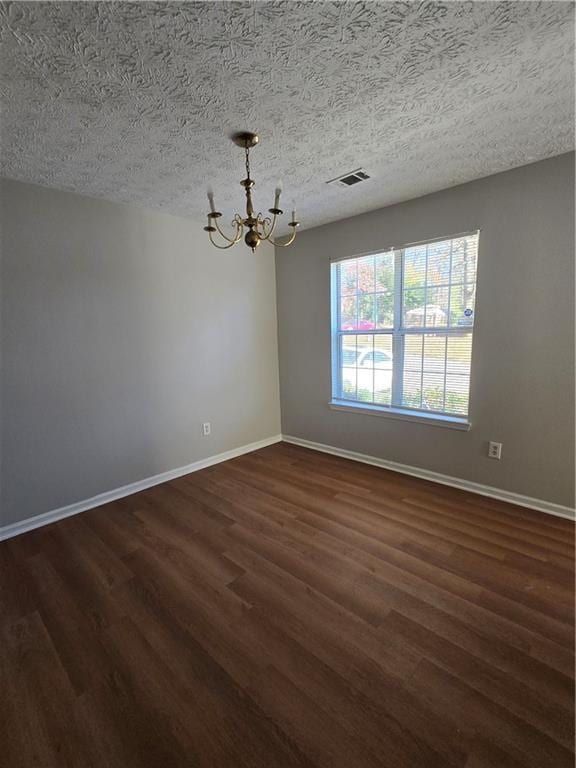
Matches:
[330,232,479,430]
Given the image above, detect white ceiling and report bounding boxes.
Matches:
[1,1,574,232]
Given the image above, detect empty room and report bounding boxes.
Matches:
[1,2,574,767]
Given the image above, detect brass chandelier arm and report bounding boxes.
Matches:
[214,216,243,244]
[259,213,277,241]
[265,229,298,248]
[208,228,243,249]
[259,212,298,247]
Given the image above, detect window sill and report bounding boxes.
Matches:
[329,400,471,431]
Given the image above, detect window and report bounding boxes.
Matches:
[330,232,479,426]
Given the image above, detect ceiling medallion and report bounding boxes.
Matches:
[204,132,300,252]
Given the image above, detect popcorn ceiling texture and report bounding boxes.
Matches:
[0,1,574,230]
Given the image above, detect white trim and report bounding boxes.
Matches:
[0,435,283,541]
[282,435,575,521]
[329,400,471,431]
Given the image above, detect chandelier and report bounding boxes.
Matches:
[204,132,300,251]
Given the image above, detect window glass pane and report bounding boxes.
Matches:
[357,255,375,293]
[358,294,375,329]
[356,333,374,356]
[357,382,374,403]
[399,333,471,416]
[423,334,447,372]
[402,370,422,409]
[422,372,445,411]
[445,374,470,415]
[354,335,373,402]
[374,372,392,405]
[339,261,357,295]
[403,288,426,327]
[421,334,447,411]
[374,335,393,369]
[341,368,357,400]
[375,292,393,328]
[402,334,423,409]
[339,335,357,399]
[449,284,476,327]
[374,335,393,405]
[447,334,472,374]
[426,240,451,285]
[425,287,449,327]
[340,296,357,330]
[338,334,393,405]
[403,234,478,332]
[404,245,426,287]
[340,335,357,364]
[340,350,357,369]
[375,252,394,292]
[404,334,423,371]
[451,236,478,285]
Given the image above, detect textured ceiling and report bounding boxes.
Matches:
[0,1,574,232]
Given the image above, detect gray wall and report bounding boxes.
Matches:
[276,153,575,508]
[1,178,281,527]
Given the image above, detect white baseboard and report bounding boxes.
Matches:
[282,435,576,522]
[2,430,573,541]
[0,434,283,542]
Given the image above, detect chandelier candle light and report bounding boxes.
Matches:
[204,132,300,251]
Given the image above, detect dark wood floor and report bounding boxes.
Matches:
[1,442,574,768]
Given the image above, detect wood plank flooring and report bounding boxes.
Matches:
[1,442,574,768]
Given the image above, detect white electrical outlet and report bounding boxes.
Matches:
[488,441,502,460]
[202,422,211,436]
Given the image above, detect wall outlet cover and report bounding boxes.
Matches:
[488,441,502,460]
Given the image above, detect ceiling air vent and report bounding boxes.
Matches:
[327,169,371,188]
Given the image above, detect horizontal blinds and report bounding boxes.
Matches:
[402,233,478,330]
[329,230,479,263]
[401,332,472,416]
